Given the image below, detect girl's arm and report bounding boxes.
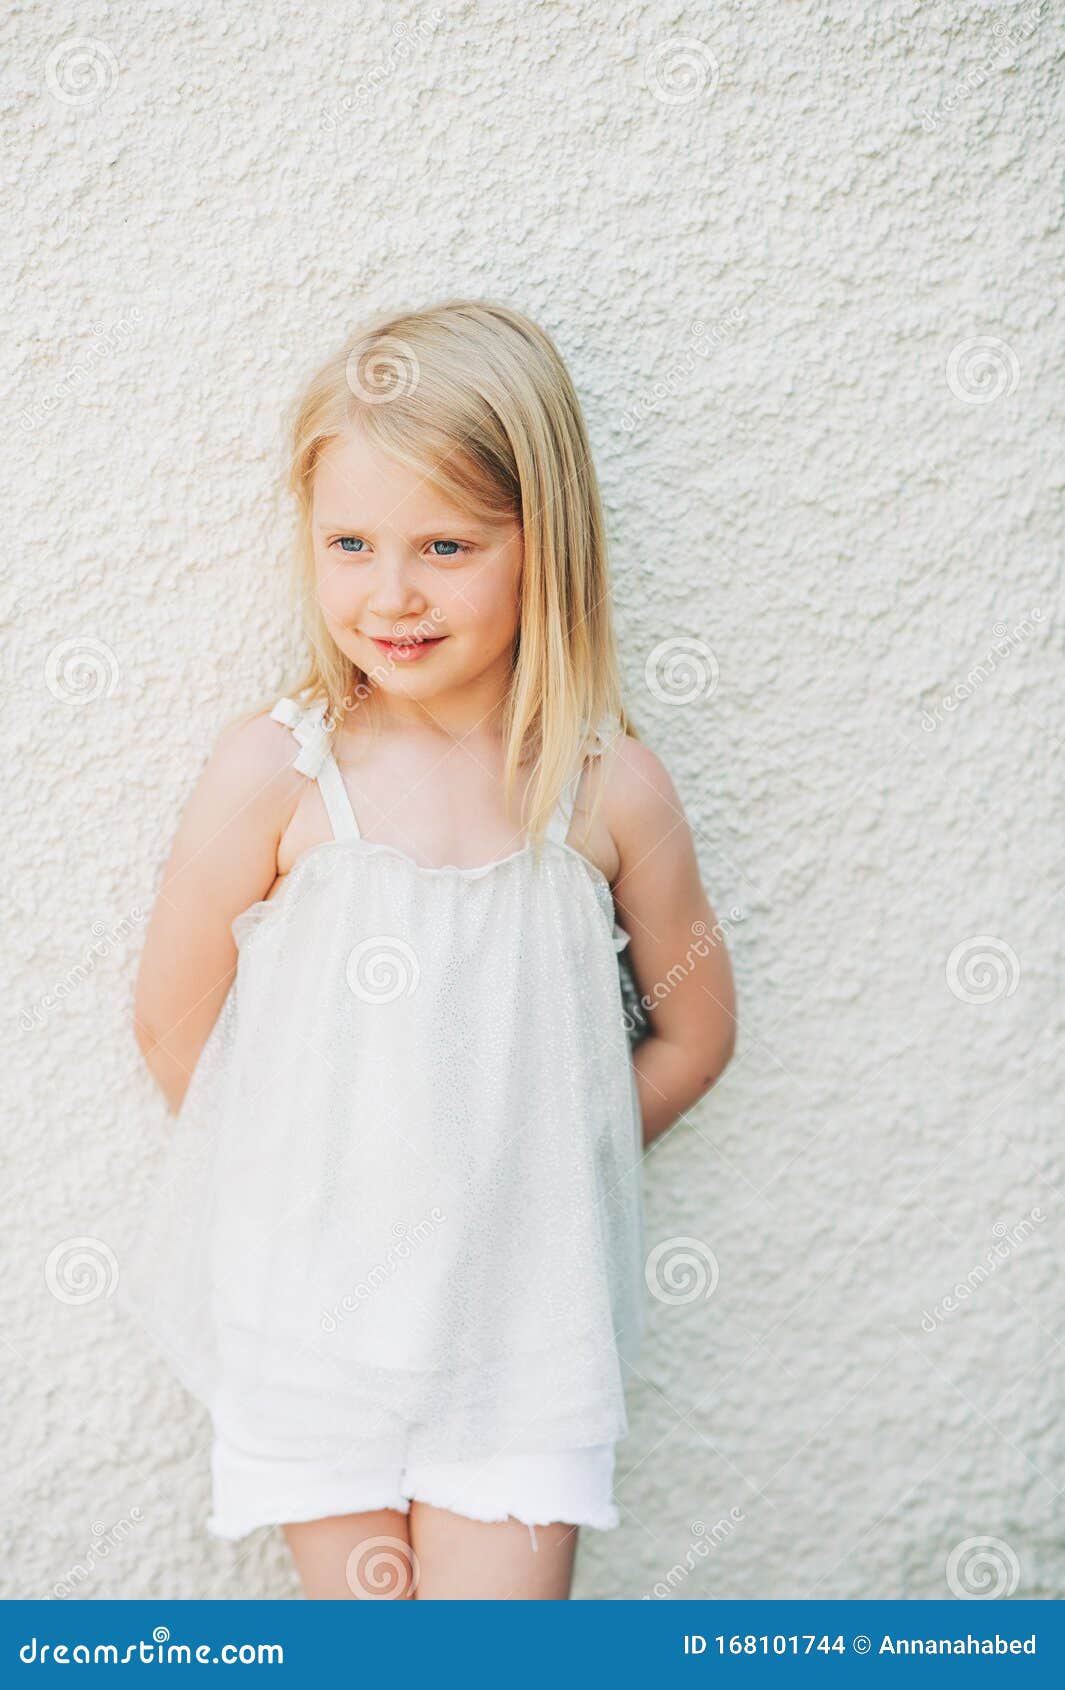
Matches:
[605,736,737,1147]
[133,711,304,1115]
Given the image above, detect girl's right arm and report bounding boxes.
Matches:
[133,710,304,1115]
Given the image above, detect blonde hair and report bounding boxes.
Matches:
[239,297,638,857]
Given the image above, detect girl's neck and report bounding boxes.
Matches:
[336,674,517,761]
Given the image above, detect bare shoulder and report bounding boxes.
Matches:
[212,702,306,787]
[135,703,313,1078]
[185,702,308,844]
[597,730,684,860]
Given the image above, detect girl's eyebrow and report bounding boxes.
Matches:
[313,517,495,535]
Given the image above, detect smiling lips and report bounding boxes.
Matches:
[368,634,447,663]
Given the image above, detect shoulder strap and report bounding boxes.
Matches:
[544,714,622,846]
[269,696,360,843]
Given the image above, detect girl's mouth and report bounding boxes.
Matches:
[368,635,447,663]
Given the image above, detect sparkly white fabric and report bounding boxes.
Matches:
[120,697,646,1486]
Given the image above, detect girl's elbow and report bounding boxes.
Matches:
[133,1007,157,1059]
[700,1015,736,1091]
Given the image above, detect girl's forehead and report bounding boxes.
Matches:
[313,432,512,531]
[315,428,428,485]
[315,438,447,510]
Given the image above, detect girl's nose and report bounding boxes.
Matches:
[367,550,428,618]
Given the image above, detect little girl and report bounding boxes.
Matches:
[122,299,737,1601]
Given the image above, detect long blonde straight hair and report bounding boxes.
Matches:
[240,298,638,858]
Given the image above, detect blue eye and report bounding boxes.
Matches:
[328,536,472,558]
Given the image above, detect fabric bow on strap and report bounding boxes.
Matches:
[269,697,334,778]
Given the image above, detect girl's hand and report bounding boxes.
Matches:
[602,735,737,1146]
[132,710,303,1114]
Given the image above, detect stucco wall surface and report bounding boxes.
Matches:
[2,0,1061,1601]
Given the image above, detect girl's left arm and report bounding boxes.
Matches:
[605,735,738,1147]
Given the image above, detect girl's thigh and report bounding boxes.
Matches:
[408,1503,579,1599]
[282,1508,416,1599]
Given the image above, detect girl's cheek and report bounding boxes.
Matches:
[457,571,520,629]
[315,566,359,617]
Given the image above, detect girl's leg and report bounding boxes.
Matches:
[407,1503,579,1600]
[282,1509,417,1600]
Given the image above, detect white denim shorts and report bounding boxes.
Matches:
[207,1432,619,1548]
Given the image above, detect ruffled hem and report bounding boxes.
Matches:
[206,1437,621,1540]
[206,1489,412,1542]
[205,1495,620,1541]
[400,1477,620,1532]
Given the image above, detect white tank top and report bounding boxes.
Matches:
[119,695,647,1466]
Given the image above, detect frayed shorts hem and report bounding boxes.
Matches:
[206,1441,619,1542]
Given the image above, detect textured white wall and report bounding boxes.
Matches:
[3,0,1060,1602]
